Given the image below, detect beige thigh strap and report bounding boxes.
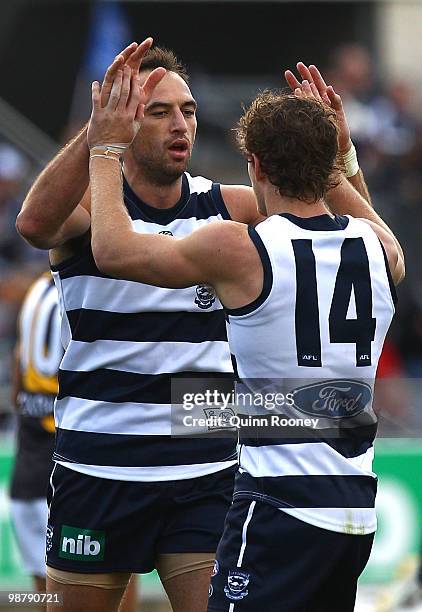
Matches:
[156,553,215,583]
[46,565,131,590]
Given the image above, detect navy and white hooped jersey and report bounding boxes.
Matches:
[51,173,236,481]
[226,213,396,534]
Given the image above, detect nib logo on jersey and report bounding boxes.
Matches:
[59,525,105,561]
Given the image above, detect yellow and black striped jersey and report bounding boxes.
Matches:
[11,272,63,499]
[17,272,63,432]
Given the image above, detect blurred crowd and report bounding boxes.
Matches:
[0,42,422,434]
[327,44,422,432]
[0,142,47,431]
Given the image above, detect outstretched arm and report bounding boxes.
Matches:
[91,152,250,292]
[16,127,91,249]
[91,167,246,289]
[16,39,153,249]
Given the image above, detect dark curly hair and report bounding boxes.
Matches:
[140,46,189,84]
[236,91,340,204]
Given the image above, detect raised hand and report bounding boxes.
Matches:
[125,38,154,76]
[285,62,352,153]
[100,37,154,107]
[87,64,165,150]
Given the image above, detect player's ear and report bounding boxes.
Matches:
[252,154,265,181]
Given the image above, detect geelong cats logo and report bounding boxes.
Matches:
[195,284,216,309]
[224,570,250,601]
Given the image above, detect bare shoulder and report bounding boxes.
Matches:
[357,217,396,251]
[182,219,256,279]
[187,219,250,252]
[357,217,404,285]
[220,184,260,224]
[220,184,255,200]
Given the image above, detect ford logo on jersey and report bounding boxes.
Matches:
[291,379,372,419]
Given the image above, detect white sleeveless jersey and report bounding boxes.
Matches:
[51,173,236,481]
[226,213,396,534]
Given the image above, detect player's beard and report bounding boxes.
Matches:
[132,147,191,187]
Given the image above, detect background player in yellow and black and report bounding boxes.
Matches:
[9,272,62,593]
[9,270,138,612]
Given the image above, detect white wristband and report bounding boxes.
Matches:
[90,143,130,158]
[90,153,122,163]
[341,143,359,178]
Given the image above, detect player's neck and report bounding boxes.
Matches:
[123,161,184,210]
[264,191,330,219]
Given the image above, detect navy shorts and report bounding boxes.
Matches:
[208,498,374,612]
[46,463,235,574]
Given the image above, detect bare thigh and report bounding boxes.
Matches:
[162,567,213,612]
[33,575,46,593]
[33,576,47,611]
[46,575,126,612]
